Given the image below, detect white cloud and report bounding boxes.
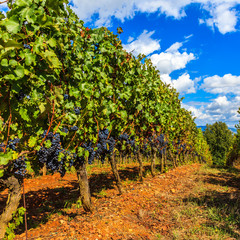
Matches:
[165,42,183,52]
[184,34,194,39]
[136,0,191,19]
[182,103,211,121]
[123,30,161,56]
[201,74,240,94]
[69,0,240,34]
[172,73,196,94]
[161,73,196,94]
[127,36,134,43]
[183,95,240,127]
[140,39,197,94]
[160,74,172,85]
[150,42,195,74]
[70,0,135,26]
[206,96,229,114]
[200,2,239,34]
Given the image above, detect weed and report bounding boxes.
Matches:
[98,188,107,197]
[155,233,164,239]
[75,200,82,209]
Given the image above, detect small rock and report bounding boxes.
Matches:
[60,220,65,224]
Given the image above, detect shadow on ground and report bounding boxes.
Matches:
[183,166,240,239]
[0,163,161,234]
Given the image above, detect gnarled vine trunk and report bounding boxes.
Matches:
[151,150,156,177]
[0,176,22,239]
[109,155,123,194]
[42,163,47,176]
[137,151,143,182]
[160,152,164,173]
[76,161,92,213]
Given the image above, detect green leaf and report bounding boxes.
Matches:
[9,59,18,66]
[44,140,52,148]
[25,53,36,66]
[19,108,30,121]
[39,103,46,113]
[47,38,57,47]
[3,40,23,49]
[28,136,37,148]
[0,152,13,165]
[39,50,61,68]
[15,0,32,7]
[14,66,25,78]
[4,17,20,34]
[0,169,4,178]
[69,88,80,97]
[1,59,8,67]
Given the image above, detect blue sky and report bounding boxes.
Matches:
[1,0,240,128]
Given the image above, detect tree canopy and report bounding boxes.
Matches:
[203,121,234,166]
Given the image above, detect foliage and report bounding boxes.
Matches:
[4,207,26,240]
[226,107,240,166]
[203,122,234,166]
[0,0,211,178]
[0,0,212,236]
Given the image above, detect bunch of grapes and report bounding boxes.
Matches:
[107,137,115,153]
[0,143,5,152]
[118,133,129,142]
[7,138,20,151]
[0,138,20,152]
[15,90,25,101]
[37,131,66,176]
[64,94,69,100]
[61,127,69,133]
[70,126,78,131]
[13,156,27,180]
[74,107,81,115]
[82,142,96,164]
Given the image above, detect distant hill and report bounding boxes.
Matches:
[197,126,237,134]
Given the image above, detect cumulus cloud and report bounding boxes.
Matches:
[70,0,135,26]
[161,73,196,94]
[199,2,239,34]
[206,96,230,115]
[172,73,196,94]
[201,74,240,94]
[69,0,240,34]
[136,0,191,19]
[182,103,211,121]
[123,30,161,56]
[150,41,195,74]
[183,95,240,127]
[133,39,197,95]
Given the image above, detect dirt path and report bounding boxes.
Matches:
[1,163,239,239]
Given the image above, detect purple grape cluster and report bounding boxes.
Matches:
[74,107,81,115]
[15,90,25,101]
[82,142,96,164]
[70,126,78,131]
[0,142,4,152]
[37,131,66,176]
[0,138,20,152]
[13,156,27,179]
[7,138,20,151]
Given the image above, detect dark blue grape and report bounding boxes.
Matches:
[13,156,26,179]
[61,127,69,133]
[70,126,78,131]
